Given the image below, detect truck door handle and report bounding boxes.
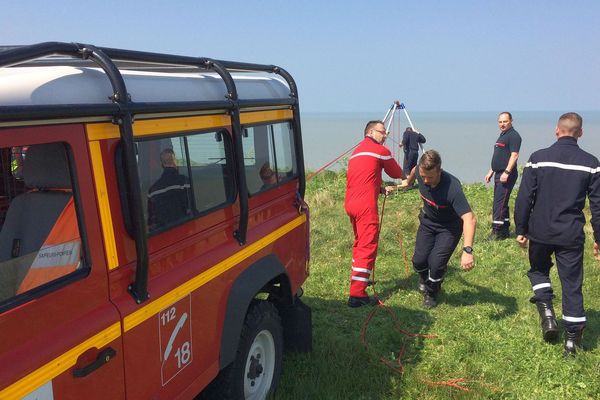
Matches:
[73,347,116,378]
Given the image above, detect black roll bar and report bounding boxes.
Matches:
[204,59,249,245]
[0,41,79,68]
[0,41,304,302]
[79,44,150,303]
[272,67,306,198]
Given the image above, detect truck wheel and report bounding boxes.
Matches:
[202,300,283,400]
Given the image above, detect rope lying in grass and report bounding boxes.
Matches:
[372,197,411,291]
[360,300,490,393]
[422,378,470,391]
[397,210,410,277]
[422,378,499,392]
[359,300,437,375]
[363,197,438,374]
[361,198,494,394]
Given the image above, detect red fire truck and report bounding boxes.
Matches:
[0,42,311,400]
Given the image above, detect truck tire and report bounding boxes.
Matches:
[201,300,283,400]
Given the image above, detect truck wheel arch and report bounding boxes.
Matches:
[219,254,291,368]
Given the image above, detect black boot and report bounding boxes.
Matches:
[535,302,559,342]
[488,230,508,241]
[422,292,437,309]
[564,329,583,357]
[348,296,379,308]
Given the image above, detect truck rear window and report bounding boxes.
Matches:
[0,142,86,307]
[242,121,297,195]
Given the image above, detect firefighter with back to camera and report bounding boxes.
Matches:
[514,112,600,357]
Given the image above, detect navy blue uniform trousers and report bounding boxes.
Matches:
[528,241,586,330]
[412,217,462,295]
[492,170,517,233]
[403,150,418,177]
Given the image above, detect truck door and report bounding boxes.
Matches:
[0,125,125,400]
[101,121,239,399]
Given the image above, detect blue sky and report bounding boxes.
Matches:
[2,1,599,112]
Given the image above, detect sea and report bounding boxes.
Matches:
[300,111,600,184]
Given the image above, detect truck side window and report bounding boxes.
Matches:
[186,131,234,213]
[243,122,297,195]
[136,130,234,234]
[271,122,297,180]
[138,138,193,232]
[0,143,85,306]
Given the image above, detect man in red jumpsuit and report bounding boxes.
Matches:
[345,120,403,307]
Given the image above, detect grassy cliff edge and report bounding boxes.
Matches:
[273,171,600,400]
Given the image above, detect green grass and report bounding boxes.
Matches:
[272,171,600,400]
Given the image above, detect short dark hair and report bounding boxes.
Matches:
[498,111,513,120]
[364,120,384,136]
[557,112,583,134]
[260,162,275,179]
[419,150,442,171]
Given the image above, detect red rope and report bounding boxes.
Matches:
[369,194,388,305]
[360,305,487,393]
[360,304,437,379]
[360,196,438,380]
[359,200,489,395]
[422,378,470,391]
[365,197,433,334]
[396,211,409,277]
[306,142,359,181]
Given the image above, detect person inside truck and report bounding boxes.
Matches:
[147,148,192,231]
[259,162,278,190]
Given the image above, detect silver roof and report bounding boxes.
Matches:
[0,66,291,106]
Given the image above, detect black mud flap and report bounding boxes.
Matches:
[278,296,312,353]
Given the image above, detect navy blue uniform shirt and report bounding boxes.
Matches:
[514,136,600,246]
[402,130,426,152]
[491,127,522,172]
[147,167,192,230]
[416,169,472,228]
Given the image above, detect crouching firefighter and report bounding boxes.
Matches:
[514,112,600,357]
[344,120,402,307]
[394,150,476,308]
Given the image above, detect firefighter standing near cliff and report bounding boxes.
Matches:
[484,112,522,240]
[345,120,403,307]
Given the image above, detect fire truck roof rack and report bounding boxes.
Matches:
[0,42,306,304]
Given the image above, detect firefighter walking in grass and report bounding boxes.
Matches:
[393,150,476,308]
[345,120,402,307]
[514,112,600,357]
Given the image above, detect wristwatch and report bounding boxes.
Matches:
[463,246,473,254]
[504,170,511,174]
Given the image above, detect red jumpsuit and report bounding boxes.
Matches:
[344,137,402,297]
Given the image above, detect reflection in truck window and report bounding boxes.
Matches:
[136,130,234,234]
[147,148,192,231]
